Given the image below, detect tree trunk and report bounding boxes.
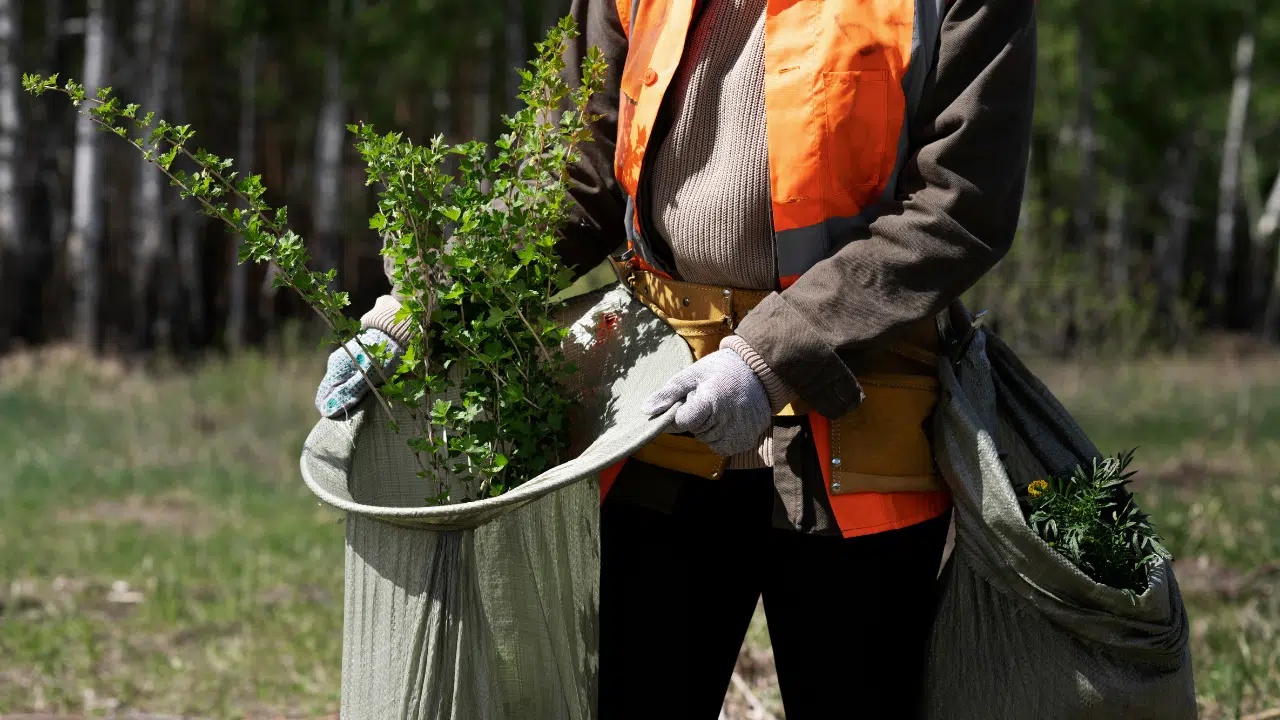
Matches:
[1073,8,1097,252]
[67,0,111,348]
[1264,233,1280,341]
[1213,31,1255,323]
[0,0,21,255]
[131,0,180,350]
[174,204,203,350]
[1243,145,1269,322]
[0,0,23,346]
[1255,170,1280,339]
[1258,171,1280,241]
[1154,134,1202,324]
[505,0,525,117]
[474,30,492,141]
[1102,182,1128,298]
[227,34,260,350]
[433,86,452,138]
[312,0,345,282]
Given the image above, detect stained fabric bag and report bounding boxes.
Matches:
[299,284,690,720]
[924,320,1196,720]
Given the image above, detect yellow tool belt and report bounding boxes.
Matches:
[615,259,945,494]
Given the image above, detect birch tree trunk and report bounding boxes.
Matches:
[1102,182,1128,298]
[174,204,203,350]
[313,0,346,282]
[1256,171,1280,339]
[1258,173,1280,242]
[1212,31,1255,322]
[0,0,22,256]
[0,0,23,345]
[131,0,180,349]
[39,0,66,303]
[1073,9,1097,252]
[67,0,111,347]
[1264,235,1280,342]
[227,34,260,350]
[1154,135,1202,324]
[1243,145,1270,319]
[128,0,154,345]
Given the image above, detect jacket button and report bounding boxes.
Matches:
[643,68,658,86]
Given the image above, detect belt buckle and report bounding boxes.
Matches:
[609,250,638,293]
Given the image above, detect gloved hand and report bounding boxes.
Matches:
[641,348,772,456]
[315,328,404,417]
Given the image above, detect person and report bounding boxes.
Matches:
[316,0,1036,714]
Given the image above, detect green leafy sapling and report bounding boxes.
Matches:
[1025,449,1173,600]
[25,19,607,503]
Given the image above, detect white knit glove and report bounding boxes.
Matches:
[641,348,772,456]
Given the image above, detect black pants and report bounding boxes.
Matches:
[599,465,951,719]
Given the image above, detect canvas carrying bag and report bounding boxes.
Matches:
[924,311,1197,719]
[299,285,692,720]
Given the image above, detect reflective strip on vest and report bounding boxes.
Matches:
[614,0,947,283]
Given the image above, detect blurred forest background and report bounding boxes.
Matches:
[3,0,1280,356]
[3,1,1280,718]
[0,0,573,355]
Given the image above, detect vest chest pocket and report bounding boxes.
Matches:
[821,69,891,203]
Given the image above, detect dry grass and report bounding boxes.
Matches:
[1,344,1278,718]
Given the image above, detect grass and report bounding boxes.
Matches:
[0,344,1278,718]
[0,347,345,717]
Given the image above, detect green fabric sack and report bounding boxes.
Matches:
[924,325,1196,719]
[299,285,691,720]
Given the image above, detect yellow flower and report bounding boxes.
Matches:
[1028,479,1049,498]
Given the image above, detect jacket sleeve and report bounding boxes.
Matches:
[555,0,631,277]
[734,0,1036,419]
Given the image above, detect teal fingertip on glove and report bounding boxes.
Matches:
[315,329,403,417]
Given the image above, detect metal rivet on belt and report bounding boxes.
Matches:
[722,289,732,297]
[831,481,842,491]
[832,457,842,467]
[682,297,690,306]
[710,471,720,479]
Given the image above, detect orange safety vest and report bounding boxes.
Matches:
[602,0,953,537]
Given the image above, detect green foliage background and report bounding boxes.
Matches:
[8,0,1280,355]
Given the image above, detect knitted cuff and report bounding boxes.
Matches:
[360,295,415,349]
[721,334,799,414]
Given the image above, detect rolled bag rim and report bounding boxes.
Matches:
[935,327,1191,670]
[299,401,680,531]
[299,284,694,532]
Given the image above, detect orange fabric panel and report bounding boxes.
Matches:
[808,410,952,538]
[600,459,627,503]
[614,0,698,196]
[766,0,912,232]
